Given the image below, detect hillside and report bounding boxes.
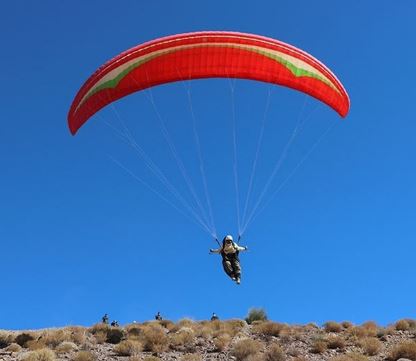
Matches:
[1,319,416,361]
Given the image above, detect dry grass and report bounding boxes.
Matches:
[93,331,107,344]
[170,328,195,350]
[55,341,78,354]
[143,357,161,361]
[22,348,56,361]
[311,339,327,354]
[387,340,416,360]
[141,323,169,353]
[181,354,202,361]
[330,353,368,361]
[324,321,343,333]
[232,339,263,361]
[0,330,14,348]
[6,342,22,352]
[327,335,346,350]
[246,308,268,324]
[253,321,286,337]
[265,343,285,361]
[341,321,354,329]
[27,339,47,351]
[213,333,231,351]
[359,337,382,356]
[113,340,142,356]
[395,319,411,331]
[15,332,35,347]
[72,351,96,361]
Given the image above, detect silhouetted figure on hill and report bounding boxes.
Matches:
[102,314,109,324]
[111,320,119,327]
[211,312,219,321]
[155,311,162,321]
[210,235,248,284]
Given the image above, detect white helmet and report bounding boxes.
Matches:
[224,235,233,241]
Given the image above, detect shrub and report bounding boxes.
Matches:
[67,328,86,345]
[113,340,142,356]
[265,343,285,361]
[0,331,14,348]
[324,321,342,333]
[16,333,35,347]
[213,333,231,351]
[360,321,378,337]
[181,354,202,361]
[330,354,368,361]
[253,321,286,337]
[6,343,22,352]
[387,341,416,360]
[341,321,354,329]
[106,327,124,344]
[93,331,107,344]
[232,339,262,361]
[141,324,168,353]
[72,351,96,361]
[395,319,411,331]
[22,348,56,361]
[27,340,46,351]
[245,308,268,324]
[327,336,346,350]
[170,328,195,351]
[360,337,381,356]
[143,357,161,361]
[311,339,327,354]
[89,323,109,335]
[55,341,78,354]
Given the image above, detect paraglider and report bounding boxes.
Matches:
[68,31,350,282]
[68,31,349,134]
[210,235,248,284]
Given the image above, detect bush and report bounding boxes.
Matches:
[72,351,96,361]
[245,308,268,324]
[143,357,161,361]
[16,333,35,347]
[360,337,381,356]
[106,327,124,344]
[141,324,168,353]
[327,336,346,350]
[181,354,202,361]
[395,319,411,331]
[213,333,231,351]
[265,343,285,361]
[232,339,262,361]
[6,343,22,352]
[387,341,416,360]
[330,354,368,361]
[311,339,327,354]
[0,331,14,348]
[324,321,342,333]
[56,341,78,354]
[22,348,56,361]
[170,328,195,351]
[361,321,378,337]
[341,321,354,329]
[253,321,286,337]
[113,340,142,356]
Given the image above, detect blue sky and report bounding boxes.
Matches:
[1,1,415,330]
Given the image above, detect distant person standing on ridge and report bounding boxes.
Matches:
[211,312,219,321]
[210,235,248,284]
[102,314,109,324]
[155,311,162,321]
[111,320,119,327]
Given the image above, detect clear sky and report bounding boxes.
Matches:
[1,1,415,330]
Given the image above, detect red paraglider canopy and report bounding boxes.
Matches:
[68,31,350,134]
